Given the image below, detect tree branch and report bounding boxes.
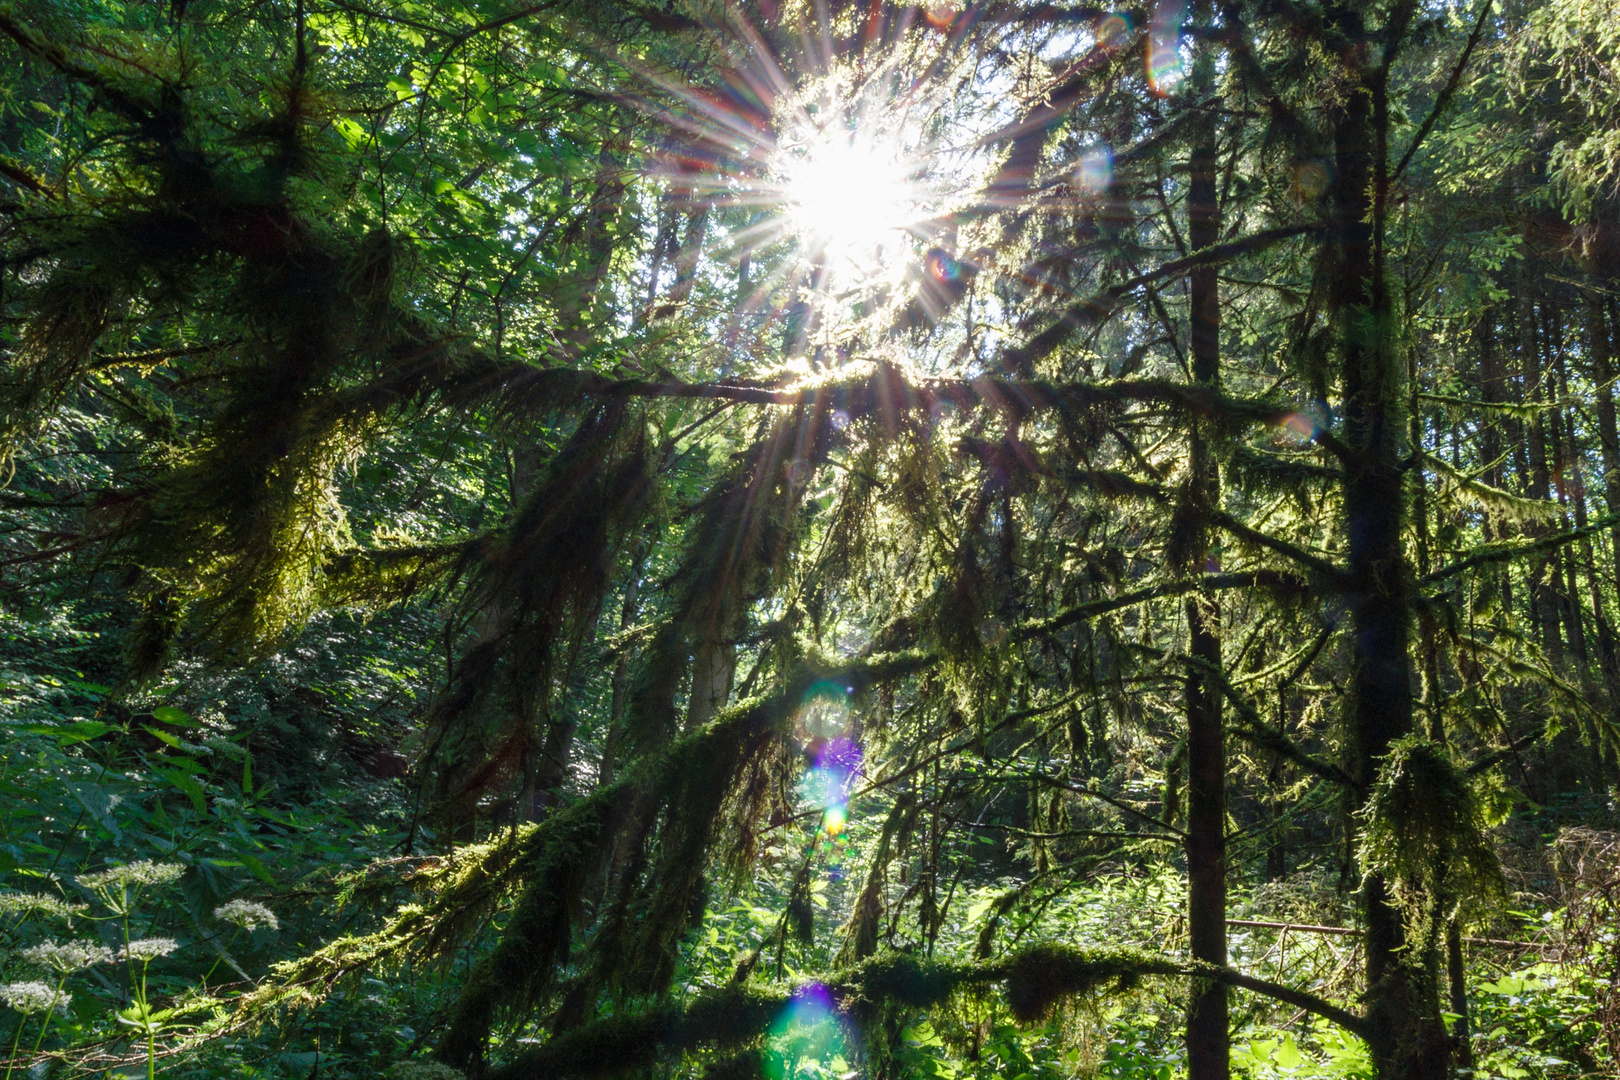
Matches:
[1421,513,1620,585]
[1014,572,1275,639]
[1391,0,1494,182]
[1209,966,1370,1039]
[1210,511,1348,586]
[1001,225,1319,374]
[1181,653,1360,789]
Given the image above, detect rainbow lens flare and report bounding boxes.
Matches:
[1096,12,1134,50]
[765,984,856,1080]
[1147,0,1188,94]
[1277,403,1328,445]
[925,248,964,283]
[800,737,862,837]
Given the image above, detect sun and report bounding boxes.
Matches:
[779,132,920,270]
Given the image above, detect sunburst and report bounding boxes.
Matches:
[777,127,925,272]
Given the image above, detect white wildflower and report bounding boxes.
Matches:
[0,892,86,920]
[393,1063,465,1080]
[0,982,68,1015]
[76,860,186,891]
[119,937,179,962]
[19,940,115,972]
[214,899,278,931]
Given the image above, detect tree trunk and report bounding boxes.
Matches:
[686,639,736,726]
[1520,263,1564,659]
[1447,924,1472,1067]
[1589,254,1620,597]
[1477,310,1506,501]
[1184,20,1228,1080]
[554,137,629,352]
[1326,10,1447,1073]
[1552,349,1590,663]
[1477,310,1516,615]
[600,549,645,787]
[1579,260,1620,754]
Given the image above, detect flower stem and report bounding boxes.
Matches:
[26,976,66,1057]
[4,1013,24,1080]
[140,959,154,1080]
[201,929,239,988]
[122,910,135,1005]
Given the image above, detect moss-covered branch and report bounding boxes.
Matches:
[1420,512,1620,585]
[480,945,1367,1080]
[466,361,1297,432]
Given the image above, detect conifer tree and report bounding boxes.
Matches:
[3,2,1619,1078]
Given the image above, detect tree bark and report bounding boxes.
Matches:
[1447,924,1472,1067]
[1326,6,1447,1073]
[1520,259,1563,658]
[1184,19,1228,1080]
[1589,254,1620,601]
[686,639,736,726]
[600,548,646,787]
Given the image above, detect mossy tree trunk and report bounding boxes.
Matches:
[1585,245,1620,720]
[1184,15,1228,1080]
[1326,2,1448,1074]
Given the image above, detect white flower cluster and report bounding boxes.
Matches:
[393,1063,465,1080]
[119,937,179,962]
[214,899,279,931]
[0,981,69,1015]
[76,860,186,891]
[19,940,115,973]
[0,892,86,920]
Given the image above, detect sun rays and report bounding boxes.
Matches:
[594,0,1196,379]
[778,127,922,271]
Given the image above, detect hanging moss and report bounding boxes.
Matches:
[483,985,788,1080]
[237,781,631,1029]
[1356,738,1506,935]
[838,793,919,964]
[318,538,475,611]
[435,780,632,1070]
[423,407,650,824]
[471,945,1198,1080]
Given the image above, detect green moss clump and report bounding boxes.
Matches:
[1002,945,1178,1023]
[1357,738,1506,935]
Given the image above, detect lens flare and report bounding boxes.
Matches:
[924,2,958,30]
[800,737,862,837]
[925,248,964,283]
[1077,146,1112,194]
[794,683,861,836]
[797,680,851,740]
[977,616,1007,647]
[1147,0,1187,94]
[1277,403,1329,445]
[1096,12,1134,50]
[765,985,856,1080]
[1294,159,1331,201]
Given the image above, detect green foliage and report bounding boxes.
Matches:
[1,0,1619,1077]
[1356,739,1508,937]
